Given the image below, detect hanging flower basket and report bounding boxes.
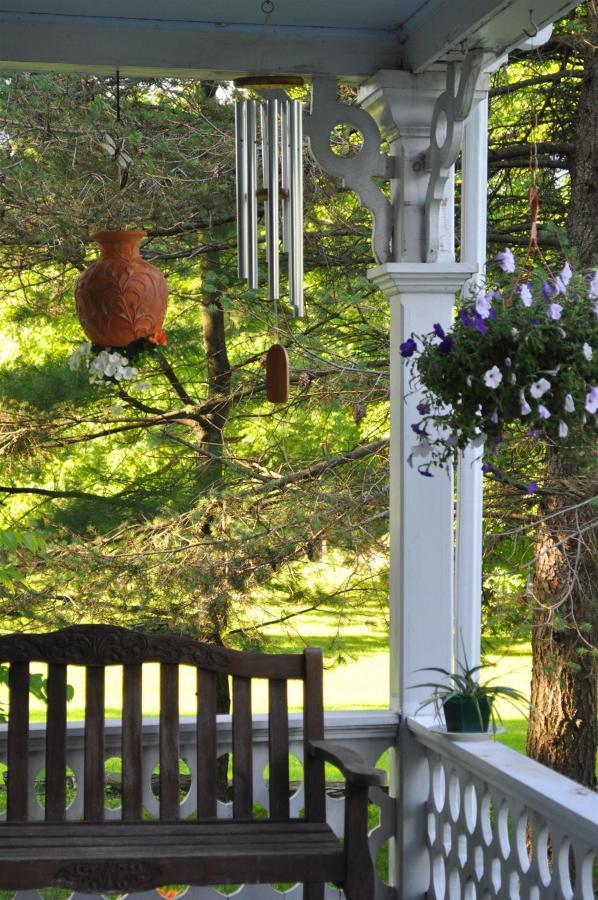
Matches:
[403,250,598,485]
[75,230,168,348]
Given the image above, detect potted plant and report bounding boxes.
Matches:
[413,658,529,734]
[402,250,597,488]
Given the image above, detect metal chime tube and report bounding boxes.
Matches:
[246,100,259,290]
[287,101,297,315]
[280,100,290,253]
[290,99,304,317]
[266,98,280,301]
[235,101,247,280]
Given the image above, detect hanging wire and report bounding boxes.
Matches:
[116,69,121,123]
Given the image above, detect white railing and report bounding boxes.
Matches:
[404,719,598,900]
[0,710,398,900]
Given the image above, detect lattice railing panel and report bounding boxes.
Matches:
[409,721,597,900]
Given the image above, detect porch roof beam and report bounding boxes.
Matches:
[0,0,579,79]
[0,11,401,79]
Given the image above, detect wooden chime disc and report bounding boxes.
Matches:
[266,343,289,403]
[234,75,304,89]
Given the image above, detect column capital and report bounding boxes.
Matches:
[369,261,476,296]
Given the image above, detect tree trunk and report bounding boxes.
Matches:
[526,450,598,789]
[566,1,598,266]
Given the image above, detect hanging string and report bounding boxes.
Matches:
[116,69,121,123]
[528,108,540,254]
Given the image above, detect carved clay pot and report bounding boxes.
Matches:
[75,230,168,347]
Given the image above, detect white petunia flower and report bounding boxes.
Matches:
[483,366,503,389]
[519,283,533,307]
[582,343,593,361]
[588,271,598,300]
[554,261,572,294]
[585,387,598,415]
[558,420,568,438]
[564,393,575,413]
[538,404,551,419]
[475,291,493,319]
[530,378,551,399]
[519,390,532,416]
[546,303,563,321]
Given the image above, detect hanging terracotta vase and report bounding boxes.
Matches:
[75,230,168,347]
[266,343,289,403]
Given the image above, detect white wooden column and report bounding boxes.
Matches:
[454,95,488,672]
[370,263,473,715]
[360,71,478,900]
[360,71,476,715]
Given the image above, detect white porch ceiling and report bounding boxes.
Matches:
[0,1,579,78]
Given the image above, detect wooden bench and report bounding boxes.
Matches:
[0,625,385,897]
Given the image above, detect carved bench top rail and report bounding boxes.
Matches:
[0,625,305,678]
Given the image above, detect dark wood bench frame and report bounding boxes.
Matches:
[0,625,386,898]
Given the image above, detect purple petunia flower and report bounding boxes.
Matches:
[419,467,434,478]
[494,248,515,273]
[459,310,475,327]
[438,335,454,354]
[547,303,563,321]
[475,315,488,334]
[542,280,556,301]
[416,401,431,415]
[400,338,417,358]
[433,323,445,339]
[411,422,429,437]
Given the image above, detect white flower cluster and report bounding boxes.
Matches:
[89,350,138,384]
[68,341,147,388]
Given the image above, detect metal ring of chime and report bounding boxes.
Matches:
[234,83,304,318]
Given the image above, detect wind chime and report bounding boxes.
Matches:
[234,76,304,403]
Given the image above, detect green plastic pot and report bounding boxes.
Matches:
[443,695,492,733]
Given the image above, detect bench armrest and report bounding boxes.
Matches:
[307,740,387,787]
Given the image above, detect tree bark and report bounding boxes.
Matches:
[566,1,598,266]
[526,450,598,789]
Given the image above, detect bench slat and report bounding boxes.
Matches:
[122,664,142,821]
[159,663,179,820]
[7,662,29,822]
[45,664,67,821]
[84,666,105,822]
[268,679,290,820]
[232,676,252,819]
[197,668,217,817]
[303,649,325,823]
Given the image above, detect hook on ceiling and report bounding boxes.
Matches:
[522,9,539,39]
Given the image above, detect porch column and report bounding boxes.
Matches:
[359,70,476,716]
[454,95,488,673]
[360,70,480,900]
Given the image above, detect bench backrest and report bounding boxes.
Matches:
[0,625,325,824]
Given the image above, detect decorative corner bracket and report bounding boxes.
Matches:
[425,51,484,263]
[304,78,394,265]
